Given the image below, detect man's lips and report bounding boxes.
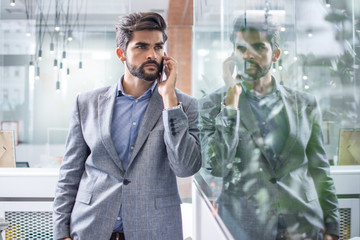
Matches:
[144,64,158,68]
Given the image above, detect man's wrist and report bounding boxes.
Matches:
[162,92,178,109]
[164,102,183,111]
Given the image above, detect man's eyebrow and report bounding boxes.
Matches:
[252,42,266,47]
[155,42,164,46]
[235,42,247,47]
[135,42,150,46]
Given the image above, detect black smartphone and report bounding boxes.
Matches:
[159,59,166,82]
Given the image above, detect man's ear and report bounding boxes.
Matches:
[116,47,126,62]
[273,48,281,62]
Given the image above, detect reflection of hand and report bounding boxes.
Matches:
[157,52,178,109]
[323,234,338,240]
[59,238,72,240]
[222,53,237,88]
[223,53,242,109]
[225,84,242,109]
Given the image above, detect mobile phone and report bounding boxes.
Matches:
[159,59,166,82]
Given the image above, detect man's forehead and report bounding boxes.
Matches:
[130,30,164,43]
[235,30,268,43]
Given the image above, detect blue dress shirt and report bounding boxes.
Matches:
[242,78,288,168]
[111,78,157,232]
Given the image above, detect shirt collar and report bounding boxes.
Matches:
[117,75,157,98]
[239,76,280,101]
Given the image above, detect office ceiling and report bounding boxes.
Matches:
[1,0,169,31]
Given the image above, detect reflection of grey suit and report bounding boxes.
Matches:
[199,83,339,240]
[53,84,201,240]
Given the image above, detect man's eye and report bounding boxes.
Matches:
[237,46,247,53]
[254,44,265,50]
[136,46,145,49]
[155,46,163,50]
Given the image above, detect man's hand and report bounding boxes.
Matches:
[222,53,237,88]
[225,84,242,109]
[323,234,339,240]
[223,54,242,109]
[157,52,178,109]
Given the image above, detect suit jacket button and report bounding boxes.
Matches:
[269,178,277,184]
[123,179,131,185]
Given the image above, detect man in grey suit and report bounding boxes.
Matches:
[53,12,201,240]
[199,16,340,240]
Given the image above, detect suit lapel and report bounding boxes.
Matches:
[275,86,299,169]
[98,84,125,174]
[239,93,276,170]
[127,86,163,168]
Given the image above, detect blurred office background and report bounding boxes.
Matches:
[0,0,359,239]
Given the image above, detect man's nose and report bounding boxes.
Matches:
[146,49,157,60]
[242,48,254,60]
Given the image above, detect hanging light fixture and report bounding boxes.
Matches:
[59,61,63,70]
[67,29,73,42]
[307,29,313,37]
[55,18,60,32]
[62,50,66,59]
[50,42,55,54]
[78,61,83,71]
[10,0,15,7]
[272,62,277,73]
[325,0,331,8]
[35,66,40,80]
[56,81,61,93]
[53,59,58,70]
[38,49,43,61]
[26,22,31,37]
[278,60,283,71]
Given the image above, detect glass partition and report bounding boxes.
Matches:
[193,0,359,239]
[0,1,131,167]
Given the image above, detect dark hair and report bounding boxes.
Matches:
[115,12,168,51]
[230,16,280,52]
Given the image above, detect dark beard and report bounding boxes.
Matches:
[241,60,272,82]
[126,60,161,82]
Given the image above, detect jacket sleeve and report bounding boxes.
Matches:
[198,95,241,178]
[162,97,202,177]
[53,95,90,239]
[306,98,340,237]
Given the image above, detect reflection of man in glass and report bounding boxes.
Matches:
[199,16,340,240]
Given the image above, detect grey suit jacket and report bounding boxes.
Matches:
[199,83,340,240]
[53,83,201,240]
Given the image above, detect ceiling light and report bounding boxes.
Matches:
[53,59,58,70]
[10,0,15,7]
[67,29,73,41]
[35,67,40,80]
[325,0,331,8]
[38,49,42,61]
[56,81,61,93]
[50,42,55,54]
[79,61,83,71]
